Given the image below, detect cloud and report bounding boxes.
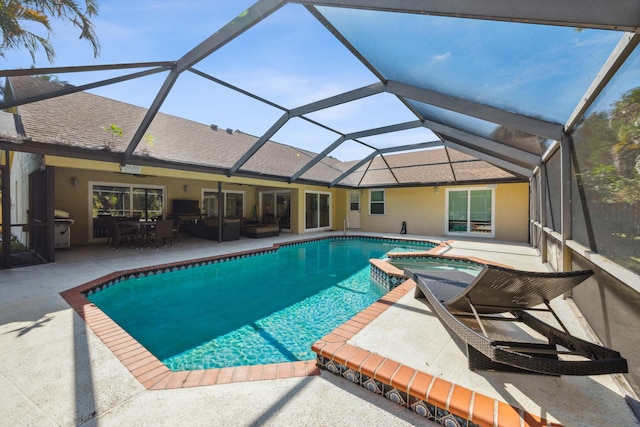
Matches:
[433,52,451,61]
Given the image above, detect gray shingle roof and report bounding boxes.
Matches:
[7,76,520,187]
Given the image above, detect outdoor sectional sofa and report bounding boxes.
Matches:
[245,215,280,238]
[197,217,241,241]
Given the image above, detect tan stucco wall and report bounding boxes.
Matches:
[494,182,530,242]
[357,187,445,236]
[50,157,333,244]
[345,183,529,242]
[50,156,529,245]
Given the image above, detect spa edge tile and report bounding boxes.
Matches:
[447,385,473,419]
[332,326,356,340]
[321,332,347,343]
[407,370,434,401]
[426,377,453,410]
[390,364,416,392]
[331,343,358,365]
[109,337,142,353]
[317,341,346,359]
[342,319,366,332]
[496,402,523,427]
[522,412,553,427]
[471,392,497,427]
[344,347,372,371]
[359,353,386,378]
[374,359,400,384]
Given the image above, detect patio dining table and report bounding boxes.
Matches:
[118,220,156,248]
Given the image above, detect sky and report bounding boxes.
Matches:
[2,1,638,161]
[2,0,433,161]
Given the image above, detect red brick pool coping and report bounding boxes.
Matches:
[59,238,559,426]
[60,285,320,388]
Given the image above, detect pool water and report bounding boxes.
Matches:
[88,238,433,370]
[388,258,483,277]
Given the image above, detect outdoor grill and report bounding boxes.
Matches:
[54,209,74,250]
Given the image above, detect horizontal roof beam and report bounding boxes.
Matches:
[290,120,426,182]
[0,61,175,78]
[329,140,442,186]
[0,66,172,110]
[290,82,385,116]
[387,80,564,141]
[442,140,533,178]
[422,119,541,168]
[296,0,640,31]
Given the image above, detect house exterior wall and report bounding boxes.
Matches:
[50,156,530,245]
[50,157,336,244]
[353,183,529,242]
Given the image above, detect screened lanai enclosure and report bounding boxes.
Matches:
[0,0,639,395]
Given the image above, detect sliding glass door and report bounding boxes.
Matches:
[305,191,331,231]
[260,191,291,230]
[446,188,494,236]
[202,190,245,218]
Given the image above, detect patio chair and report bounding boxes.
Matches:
[406,265,628,376]
[149,219,174,248]
[106,218,139,249]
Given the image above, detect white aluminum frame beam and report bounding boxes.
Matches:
[122,0,287,165]
[295,0,640,31]
[565,32,640,133]
[0,66,172,110]
[290,120,423,181]
[329,141,441,187]
[229,82,385,174]
[387,80,564,141]
[442,140,532,178]
[422,119,541,168]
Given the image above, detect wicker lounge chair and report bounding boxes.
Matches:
[406,265,628,376]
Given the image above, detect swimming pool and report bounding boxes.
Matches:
[87,237,435,370]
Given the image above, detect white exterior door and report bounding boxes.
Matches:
[347,191,361,229]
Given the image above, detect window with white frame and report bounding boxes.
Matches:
[369,189,385,215]
[92,183,165,219]
[202,190,245,218]
[446,188,494,236]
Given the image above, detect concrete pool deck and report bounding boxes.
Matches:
[0,232,637,426]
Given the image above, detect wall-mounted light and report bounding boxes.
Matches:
[183,184,189,193]
[71,177,79,187]
[434,186,439,194]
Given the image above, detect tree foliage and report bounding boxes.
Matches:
[0,0,100,63]
[574,87,640,204]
